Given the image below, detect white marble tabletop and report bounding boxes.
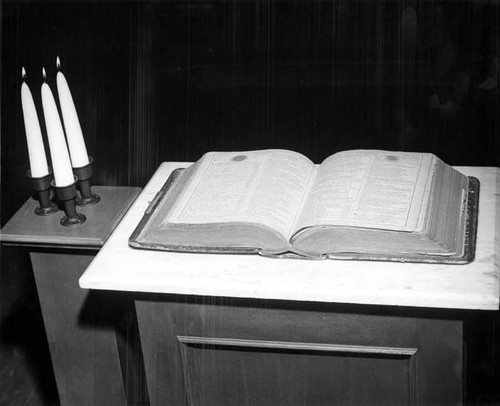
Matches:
[79,162,500,310]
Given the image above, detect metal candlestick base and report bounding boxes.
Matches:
[73,157,100,207]
[27,170,58,216]
[52,178,86,226]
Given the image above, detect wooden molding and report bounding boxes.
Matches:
[177,335,418,357]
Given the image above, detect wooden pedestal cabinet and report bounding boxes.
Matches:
[136,297,462,406]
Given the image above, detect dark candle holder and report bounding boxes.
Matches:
[52,177,86,227]
[27,170,58,216]
[73,157,100,206]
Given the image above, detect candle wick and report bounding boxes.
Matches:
[42,67,47,81]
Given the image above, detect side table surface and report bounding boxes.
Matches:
[0,186,141,248]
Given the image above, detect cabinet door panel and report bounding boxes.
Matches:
[136,299,462,406]
[178,336,418,406]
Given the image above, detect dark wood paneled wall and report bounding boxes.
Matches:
[2,0,499,224]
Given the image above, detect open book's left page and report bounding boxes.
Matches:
[162,149,316,241]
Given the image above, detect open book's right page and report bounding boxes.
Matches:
[293,150,435,234]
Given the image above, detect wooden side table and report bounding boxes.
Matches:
[1,186,141,406]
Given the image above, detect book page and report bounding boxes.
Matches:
[165,150,316,239]
[295,150,434,232]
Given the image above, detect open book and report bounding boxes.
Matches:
[130,149,479,263]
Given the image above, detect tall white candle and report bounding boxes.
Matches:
[21,67,49,178]
[41,68,74,187]
[56,57,89,168]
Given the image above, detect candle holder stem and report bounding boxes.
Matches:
[52,178,86,227]
[63,199,79,220]
[27,170,58,216]
[73,157,100,206]
[38,188,52,209]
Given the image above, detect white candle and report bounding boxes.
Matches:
[41,68,74,187]
[21,67,49,178]
[56,57,89,168]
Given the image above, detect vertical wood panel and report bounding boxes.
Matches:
[129,3,158,186]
